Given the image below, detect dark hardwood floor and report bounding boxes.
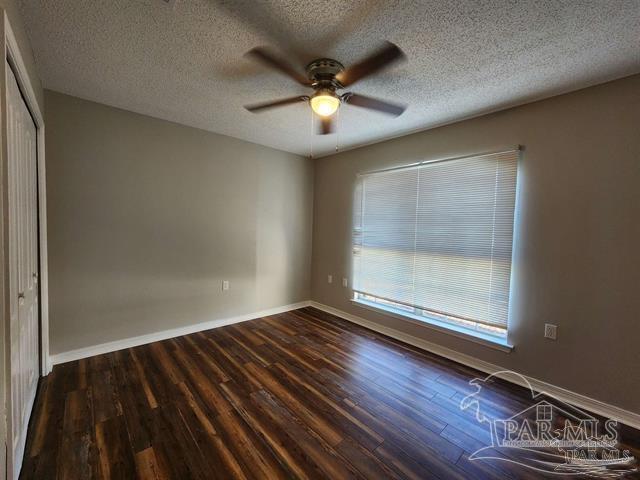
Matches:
[20,307,640,479]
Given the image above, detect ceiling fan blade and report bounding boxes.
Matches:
[245,96,307,113]
[211,0,308,63]
[345,93,406,116]
[318,116,334,135]
[336,42,406,87]
[315,1,389,54]
[246,47,310,86]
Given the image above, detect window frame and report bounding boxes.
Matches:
[350,148,521,352]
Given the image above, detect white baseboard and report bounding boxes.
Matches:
[309,301,640,431]
[43,355,53,376]
[50,301,311,365]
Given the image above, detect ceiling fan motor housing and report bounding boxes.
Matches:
[306,58,345,89]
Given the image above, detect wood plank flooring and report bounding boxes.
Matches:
[20,307,640,479]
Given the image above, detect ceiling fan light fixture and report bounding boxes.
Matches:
[310,90,340,117]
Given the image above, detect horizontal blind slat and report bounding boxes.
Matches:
[353,150,518,330]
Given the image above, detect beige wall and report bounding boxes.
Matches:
[311,74,640,413]
[45,90,313,355]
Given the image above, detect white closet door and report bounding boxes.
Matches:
[6,61,39,479]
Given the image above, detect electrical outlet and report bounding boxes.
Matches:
[544,323,557,340]
[327,275,333,284]
[342,278,348,287]
[222,280,229,291]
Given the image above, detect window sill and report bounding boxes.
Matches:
[351,298,514,353]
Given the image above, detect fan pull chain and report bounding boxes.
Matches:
[309,107,314,159]
[336,106,340,153]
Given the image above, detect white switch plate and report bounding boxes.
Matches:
[342,278,348,287]
[327,275,333,284]
[544,323,557,340]
[222,280,229,291]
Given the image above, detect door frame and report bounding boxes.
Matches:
[1,9,50,479]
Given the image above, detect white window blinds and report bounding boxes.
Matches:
[353,150,519,334]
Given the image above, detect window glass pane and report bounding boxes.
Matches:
[356,168,417,305]
[353,150,518,332]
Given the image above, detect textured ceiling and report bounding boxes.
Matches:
[18,0,640,157]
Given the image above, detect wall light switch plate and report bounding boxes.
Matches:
[342,278,348,287]
[327,275,333,284]
[222,280,229,291]
[544,323,557,340]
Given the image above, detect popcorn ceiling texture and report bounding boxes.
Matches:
[18,0,640,157]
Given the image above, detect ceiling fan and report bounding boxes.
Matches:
[243,42,407,135]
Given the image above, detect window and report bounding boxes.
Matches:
[352,149,519,341]
[537,404,553,422]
